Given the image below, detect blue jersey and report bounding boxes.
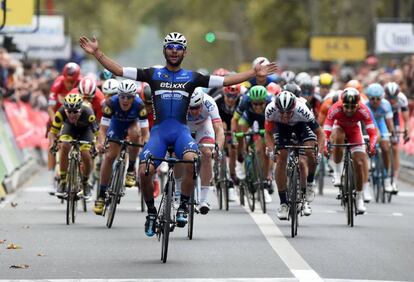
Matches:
[123,67,223,125]
[364,99,393,123]
[102,95,147,123]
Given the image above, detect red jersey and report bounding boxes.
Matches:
[48,75,81,112]
[68,87,105,121]
[323,101,377,147]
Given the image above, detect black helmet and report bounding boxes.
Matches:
[283,83,302,97]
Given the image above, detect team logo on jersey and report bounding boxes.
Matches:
[139,108,147,118]
[88,115,96,122]
[104,106,112,115]
[297,107,311,120]
[204,100,214,111]
[160,81,189,89]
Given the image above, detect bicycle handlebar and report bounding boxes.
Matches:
[107,138,143,147]
[144,154,199,179]
[234,129,265,138]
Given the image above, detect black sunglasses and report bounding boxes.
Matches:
[189,105,202,110]
[67,109,80,114]
[369,97,381,101]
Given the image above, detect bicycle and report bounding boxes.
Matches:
[103,139,142,229]
[53,140,91,225]
[145,149,198,263]
[276,141,317,238]
[212,143,230,211]
[329,142,366,227]
[235,129,267,214]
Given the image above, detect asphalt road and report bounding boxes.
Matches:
[1,167,413,282]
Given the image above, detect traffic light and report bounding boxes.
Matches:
[205,32,216,43]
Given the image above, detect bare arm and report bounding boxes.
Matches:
[223,62,277,86]
[140,126,150,143]
[79,36,123,76]
[402,110,410,132]
[385,117,395,134]
[213,122,225,151]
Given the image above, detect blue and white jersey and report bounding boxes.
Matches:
[364,99,393,123]
[101,95,148,127]
[123,67,224,125]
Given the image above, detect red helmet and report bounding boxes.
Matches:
[224,84,241,96]
[63,62,80,81]
[138,82,152,104]
[266,82,282,96]
[78,77,97,98]
[213,68,230,77]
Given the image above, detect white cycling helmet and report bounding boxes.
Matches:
[78,77,97,98]
[190,87,204,107]
[102,79,119,96]
[275,90,296,112]
[295,72,312,85]
[280,70,296,84]
[252,56,270,68]
[118,79,138,96]
[164,32,187,48]
[384,82,400,97]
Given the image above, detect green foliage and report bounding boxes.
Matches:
[48,0,397,69]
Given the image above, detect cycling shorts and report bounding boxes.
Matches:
[275,122,316,147]
[332,123,365,153]
[107,119,136,140]
[60,123,94,151]
[139,118,199,168]
[190,120,215,144]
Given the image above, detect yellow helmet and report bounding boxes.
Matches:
[319,73,333,87]
[64,93,83,110]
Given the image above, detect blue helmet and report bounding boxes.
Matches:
[366,83,384,98]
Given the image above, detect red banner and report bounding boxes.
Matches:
[3,100,49,149]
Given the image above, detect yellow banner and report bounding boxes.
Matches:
[1,0,34,27]
[310,36,366,61]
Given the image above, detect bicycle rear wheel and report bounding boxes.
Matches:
[106,162,124,229]
[161,180,173,263]
[289,167,299,238]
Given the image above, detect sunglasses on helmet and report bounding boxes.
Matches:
[165,43,186,51]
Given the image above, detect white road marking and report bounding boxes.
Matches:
[392,212,403,216]
[244,205,323,282]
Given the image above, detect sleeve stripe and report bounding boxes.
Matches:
[208,75,225,88]
[323,125,332,131]
[122,67,138,80]
[366,124,375,129]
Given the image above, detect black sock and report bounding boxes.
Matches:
[146,198,156,214]
[278,191,287,204]
[180,194,190,208]
[128,160,136,172]
[307,172,315,183]
[99,184,107,199]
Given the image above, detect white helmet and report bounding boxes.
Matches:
[102,79,119,96]
[164,32,187,48]
[295,72,311,85]
[280,70,296,84]
[190,87,204,107]
[118,79,138,96]
[252,56,270,68]
[275,91,296,112]
[78,77,97,98]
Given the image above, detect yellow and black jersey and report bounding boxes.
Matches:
[50,105,98,135]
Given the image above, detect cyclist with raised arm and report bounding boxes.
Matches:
[79,32,277,236]
[231,85,273,203]
[212,83,242,201]
[265,91,324,219]
[323,88,378,214]
[384,82,410,193]
[47,62,82,193]
[184,87,224,214]
[48,93,98,199]
[93,79,150,215]
[365,83,395,195]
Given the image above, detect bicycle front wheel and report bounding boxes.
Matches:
[289,167,299,238]
[106,162,124,229]
[214,161,223,210]
[66,159,80,225]
[187,192,195,240]
[345,161,354,227]
[253,155,266,214]
[317,156,324,195]
[161,180,173,263]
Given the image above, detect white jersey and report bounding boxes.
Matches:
[391,92,409,113]
[265,98,316,126]
[187,94,221,127]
